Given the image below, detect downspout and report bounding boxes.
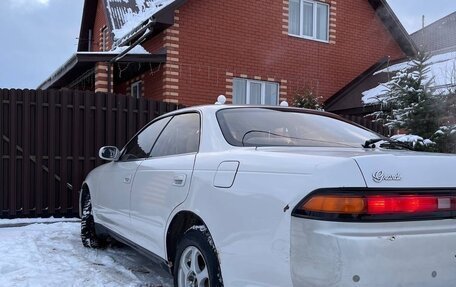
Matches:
[107,19,157,93]
[88,29,92,52]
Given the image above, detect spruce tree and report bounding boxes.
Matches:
[373,52,441,139]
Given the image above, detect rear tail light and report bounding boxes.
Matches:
[293,190,456,222]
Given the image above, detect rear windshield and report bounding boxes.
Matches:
[216,108,378,148]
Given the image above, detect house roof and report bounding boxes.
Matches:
[324,57,391,114]
[326,10,456,115]
[367,0,417,57]
[325,50,456,114]
[38,48,166,90]
[78,0,186,51]
[411,11,456,52]
[362,50,456,104]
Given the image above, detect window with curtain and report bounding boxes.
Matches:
[233,78,279,105]
[288,0,329,42]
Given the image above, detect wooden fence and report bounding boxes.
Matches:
[0,89,179,218]
[342,114,389,136]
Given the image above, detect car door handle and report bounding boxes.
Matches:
[123,175,132,184]
[173,174,186,187]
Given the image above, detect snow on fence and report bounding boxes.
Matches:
[0,89,180,218]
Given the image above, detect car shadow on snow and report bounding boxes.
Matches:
[0,221,173,287]
[102,240,174,287]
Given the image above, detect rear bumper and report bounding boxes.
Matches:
[291,217,456,287]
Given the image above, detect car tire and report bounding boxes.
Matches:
[80,189,104,248]
[174,226,224,287]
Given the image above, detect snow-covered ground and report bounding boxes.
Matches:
[0,221,173,287]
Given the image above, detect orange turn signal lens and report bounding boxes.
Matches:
[302,195,366,214]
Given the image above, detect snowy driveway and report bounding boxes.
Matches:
[0,220,173,287]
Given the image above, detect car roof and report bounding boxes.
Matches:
[168,105,351,124]
[166,104,335,117]
[157,105,377,136]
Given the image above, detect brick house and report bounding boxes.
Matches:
[38,0,416,107]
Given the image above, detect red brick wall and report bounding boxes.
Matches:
[96,0,405,107]
[142,32,165,53]
[92,0,110,51]
[114,34,167,100]
[165,0,405,106]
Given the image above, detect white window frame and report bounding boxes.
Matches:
[246,80,265,105]
[102,27,108,51]
[131,81,142,98]
[234,78,279,105]
[289,0,330,43]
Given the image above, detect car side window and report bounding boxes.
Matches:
[150,113,201,158]
[120,117,171,161]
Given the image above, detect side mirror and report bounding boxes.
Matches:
[99,146,120,161]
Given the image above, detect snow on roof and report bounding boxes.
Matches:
[361,84,389,104]
[363,51,456,104]
[77,45,150,55]
[106,0,176,43]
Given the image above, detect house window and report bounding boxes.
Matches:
[131,81,142,98]
[233,78,279,105]
[102,27,108,51]
[289,0,329,42]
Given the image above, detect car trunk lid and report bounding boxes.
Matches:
[353,152,456,188]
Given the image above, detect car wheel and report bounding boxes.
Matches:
[80,189,104,248]
[174,226,224,287]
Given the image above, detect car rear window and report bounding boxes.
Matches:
[216,108,379,148]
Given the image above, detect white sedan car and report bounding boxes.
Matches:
[80,105,456,287]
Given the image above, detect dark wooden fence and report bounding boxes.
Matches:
[0,89,179,219]
[342,114,389,136]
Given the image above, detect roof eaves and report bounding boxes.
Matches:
[38,54,79,89]
[368,0,418,57]
[37,50,167,90]
[77,0,98,52]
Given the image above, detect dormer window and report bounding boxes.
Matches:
[289,0,329,42]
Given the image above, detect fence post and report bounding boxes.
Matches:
[48,90,58,215]
[9,89,18,217]
[83,91,91,180]
[106,92,114,146]
[95,93,103,167]
[71,90,82,214]
[0,89,4,215]
[60,90,70,215]
[22,89,31,216]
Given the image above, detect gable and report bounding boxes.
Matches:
[77,0,99,51]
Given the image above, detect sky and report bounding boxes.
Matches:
[0,0,455,89]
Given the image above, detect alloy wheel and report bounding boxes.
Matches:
[177,246,210,287]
